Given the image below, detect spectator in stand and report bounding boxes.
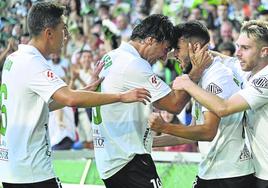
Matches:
[220,21,234,43]
[19,33,30,44]
[218,41,236,56]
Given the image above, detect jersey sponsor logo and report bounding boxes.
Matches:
[149,75,162,89]
[0,148,8,161]
[205,83,223,94]
[43,70,60,82]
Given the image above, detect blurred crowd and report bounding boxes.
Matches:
[1,0,268,152]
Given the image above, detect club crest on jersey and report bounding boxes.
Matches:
[252,77,268,89]
[206,83,222,94]
[43,70,59,82]
[149,75,161,89]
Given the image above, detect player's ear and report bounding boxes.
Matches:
[144,37,155,46]
[260,46,268,58]
[192,42,201,53]
[44,28,53,39]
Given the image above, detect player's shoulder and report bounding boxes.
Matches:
[204,58,231,78]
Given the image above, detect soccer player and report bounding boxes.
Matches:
[91,15,212,188]
[173,20,268,188]
[149,21,254,188]
[0,2,150,188]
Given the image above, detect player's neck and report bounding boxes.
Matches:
[129,40,148,61]
[251,60,268,76]
[28,38,50,59]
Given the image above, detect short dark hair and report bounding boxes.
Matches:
[218,41,236,56]
[130,14,174,45]
[80,49,92,54]
[174,20,210,48]
[27,2,64,36]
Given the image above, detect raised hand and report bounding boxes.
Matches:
[91,61,105,83]
[84,61,105,91]
[83,77,104,91]
[148,113,165,132]
[188,43,213,82]
[120,88,151,105]
[172,74,192,91]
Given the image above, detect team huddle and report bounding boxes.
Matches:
[1,1,268,188]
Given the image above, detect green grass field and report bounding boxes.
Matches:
[53,159,198,188]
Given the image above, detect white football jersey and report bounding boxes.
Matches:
[238,65,268,180]
[92,42,171,179]
[192,57,254,179]
[0,44,66,183]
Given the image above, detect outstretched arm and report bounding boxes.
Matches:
[50,86,151,111]
[172,75,250,117]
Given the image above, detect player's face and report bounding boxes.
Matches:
[235,33,261,73]
[174,38,192,74]
[146,40,171,64]
[49,17,69,54]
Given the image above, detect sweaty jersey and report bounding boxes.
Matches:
[92,42,171,179]
[0,44,66,183]
[238,65,268,180]
[192,57,254,179]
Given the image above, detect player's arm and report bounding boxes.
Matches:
[50,86,151,110]
[172,75,250,117]
[149,111,220,141]
[153,134,195,147]
[49,100,65,111]
[153,90,191,114]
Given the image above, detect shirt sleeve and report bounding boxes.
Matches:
[28,58,67,103]
[238,76,268,110]
[123,59,171,103]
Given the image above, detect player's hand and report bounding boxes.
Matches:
[91,61,105,83]
[119,88,151,105]
[83,77,104,91]
[172,74,192,90]
[84,61,105,91]
[188,43,213,82]
[148,113,165,132]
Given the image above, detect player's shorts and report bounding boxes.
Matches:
[2,177,62,188]
[192,174,255,188]
[103,154,162,188]
[255,176,268,188]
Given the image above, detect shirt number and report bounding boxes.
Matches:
[0,84,8,136]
